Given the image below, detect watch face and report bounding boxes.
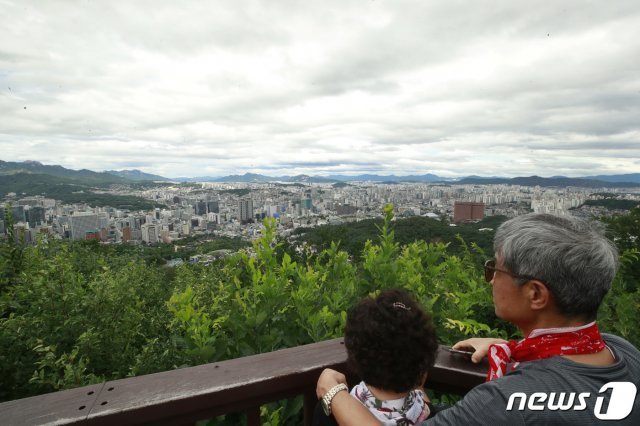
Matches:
[322,398,331,416]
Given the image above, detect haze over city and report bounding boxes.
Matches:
[1,0,639,179]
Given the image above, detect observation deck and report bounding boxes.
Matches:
[0,338,487,425]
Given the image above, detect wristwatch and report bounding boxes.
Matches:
[321,383,348,416]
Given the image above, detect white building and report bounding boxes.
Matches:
[141,223,160,244]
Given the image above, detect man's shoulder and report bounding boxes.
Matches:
[602,333,640,354]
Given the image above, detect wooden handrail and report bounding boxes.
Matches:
[0,338,488,425]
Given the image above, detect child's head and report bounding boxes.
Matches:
[344,288,438,393]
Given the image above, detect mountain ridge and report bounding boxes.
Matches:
[455,175,640,188]
[2,161,640,187]
[105,169,170,181]
[0,160,128,185]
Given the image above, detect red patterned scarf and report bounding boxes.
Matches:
[487,321,606,381]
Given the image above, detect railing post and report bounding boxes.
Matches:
[304,390,318,426]
[246,405,261,426]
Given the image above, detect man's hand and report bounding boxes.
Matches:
[316,368,347,399]
[453,337,508,363]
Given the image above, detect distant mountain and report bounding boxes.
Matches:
[177,173,338,183]
[0,170,165,209]
[0,160,127,185]
[456,175,640,188]
[176,172,452,183]
[583,173,640,184]
[0,172,85,197]
[4,161,639,188]
[106,169,170,181]
[284,174,336,183]
[175,173,267,183]
[212,173,272,183]
[327,173,453,182]
[173,172,640,187]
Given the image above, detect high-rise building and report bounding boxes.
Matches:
[207,201,219,214]
[301,198,312,210]
[265,205,279,218]
[26,206,45,227]
[195,201,207,216]
[453,202,485,223]
[69,213,99,240]
[1,205,26,223]
[97,213,109,230]
[182,222,191,236]
[141,223,160,244]
[122,226,132,242]
[238,199,254,223]
[207,212,221,224]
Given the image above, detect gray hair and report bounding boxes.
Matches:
[494,213,618,320]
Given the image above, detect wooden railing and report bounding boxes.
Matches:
[0,338,488,425]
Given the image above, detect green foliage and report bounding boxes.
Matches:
[0,173,164,209]
[0,160,127,185]
[55,193,165,210]
[1,203,639,426]
[30,343,102,391]
[294,213,503,260]
[602,207,640,290]
[599,248,640,345]
[0,237,173,400]
[582,199,640,210]
[0,204,24,295]
[219,188,251,196]
[168,285,228,364]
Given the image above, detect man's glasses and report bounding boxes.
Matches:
[483,259,539,283]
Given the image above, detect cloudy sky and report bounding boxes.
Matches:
[1,1,639,179]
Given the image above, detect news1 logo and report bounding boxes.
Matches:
[506,382,637,420]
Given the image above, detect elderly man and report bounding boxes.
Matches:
[317,213,640,425]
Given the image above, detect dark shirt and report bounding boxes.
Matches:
[424,334,640,425]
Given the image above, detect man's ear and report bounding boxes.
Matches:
[527,280,551,311]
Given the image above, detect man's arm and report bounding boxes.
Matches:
[453,337,507,363]
[316,368,382,426]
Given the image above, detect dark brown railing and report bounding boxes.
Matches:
[0,338,488,425]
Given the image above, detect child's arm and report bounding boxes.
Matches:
[316,368,382,426]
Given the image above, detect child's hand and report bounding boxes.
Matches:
[316,368,347,399]
[452,338,508,363]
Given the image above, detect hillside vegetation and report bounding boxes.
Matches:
[1,206,638,424]
[0,173,164,209]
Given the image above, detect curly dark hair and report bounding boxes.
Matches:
[344,288,438,393]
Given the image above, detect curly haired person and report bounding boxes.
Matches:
[315,288,439,425]
[317,213,640,425]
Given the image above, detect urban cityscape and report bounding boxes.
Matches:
[2,2,640,423]
[3,177,639,262]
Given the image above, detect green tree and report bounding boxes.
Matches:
[0,204,24,296]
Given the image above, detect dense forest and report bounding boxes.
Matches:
[293,215,507,260]
[0,173,165,210]
[582,199,640,210]
[1,206,639,424]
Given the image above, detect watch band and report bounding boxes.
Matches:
[322,383,348,415]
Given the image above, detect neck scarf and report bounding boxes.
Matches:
[487,321,606,381]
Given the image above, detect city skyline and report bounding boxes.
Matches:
[2,1,640,179]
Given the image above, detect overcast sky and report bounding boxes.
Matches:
[1,1,639,179]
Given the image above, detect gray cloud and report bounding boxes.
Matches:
[1,0,639,178]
